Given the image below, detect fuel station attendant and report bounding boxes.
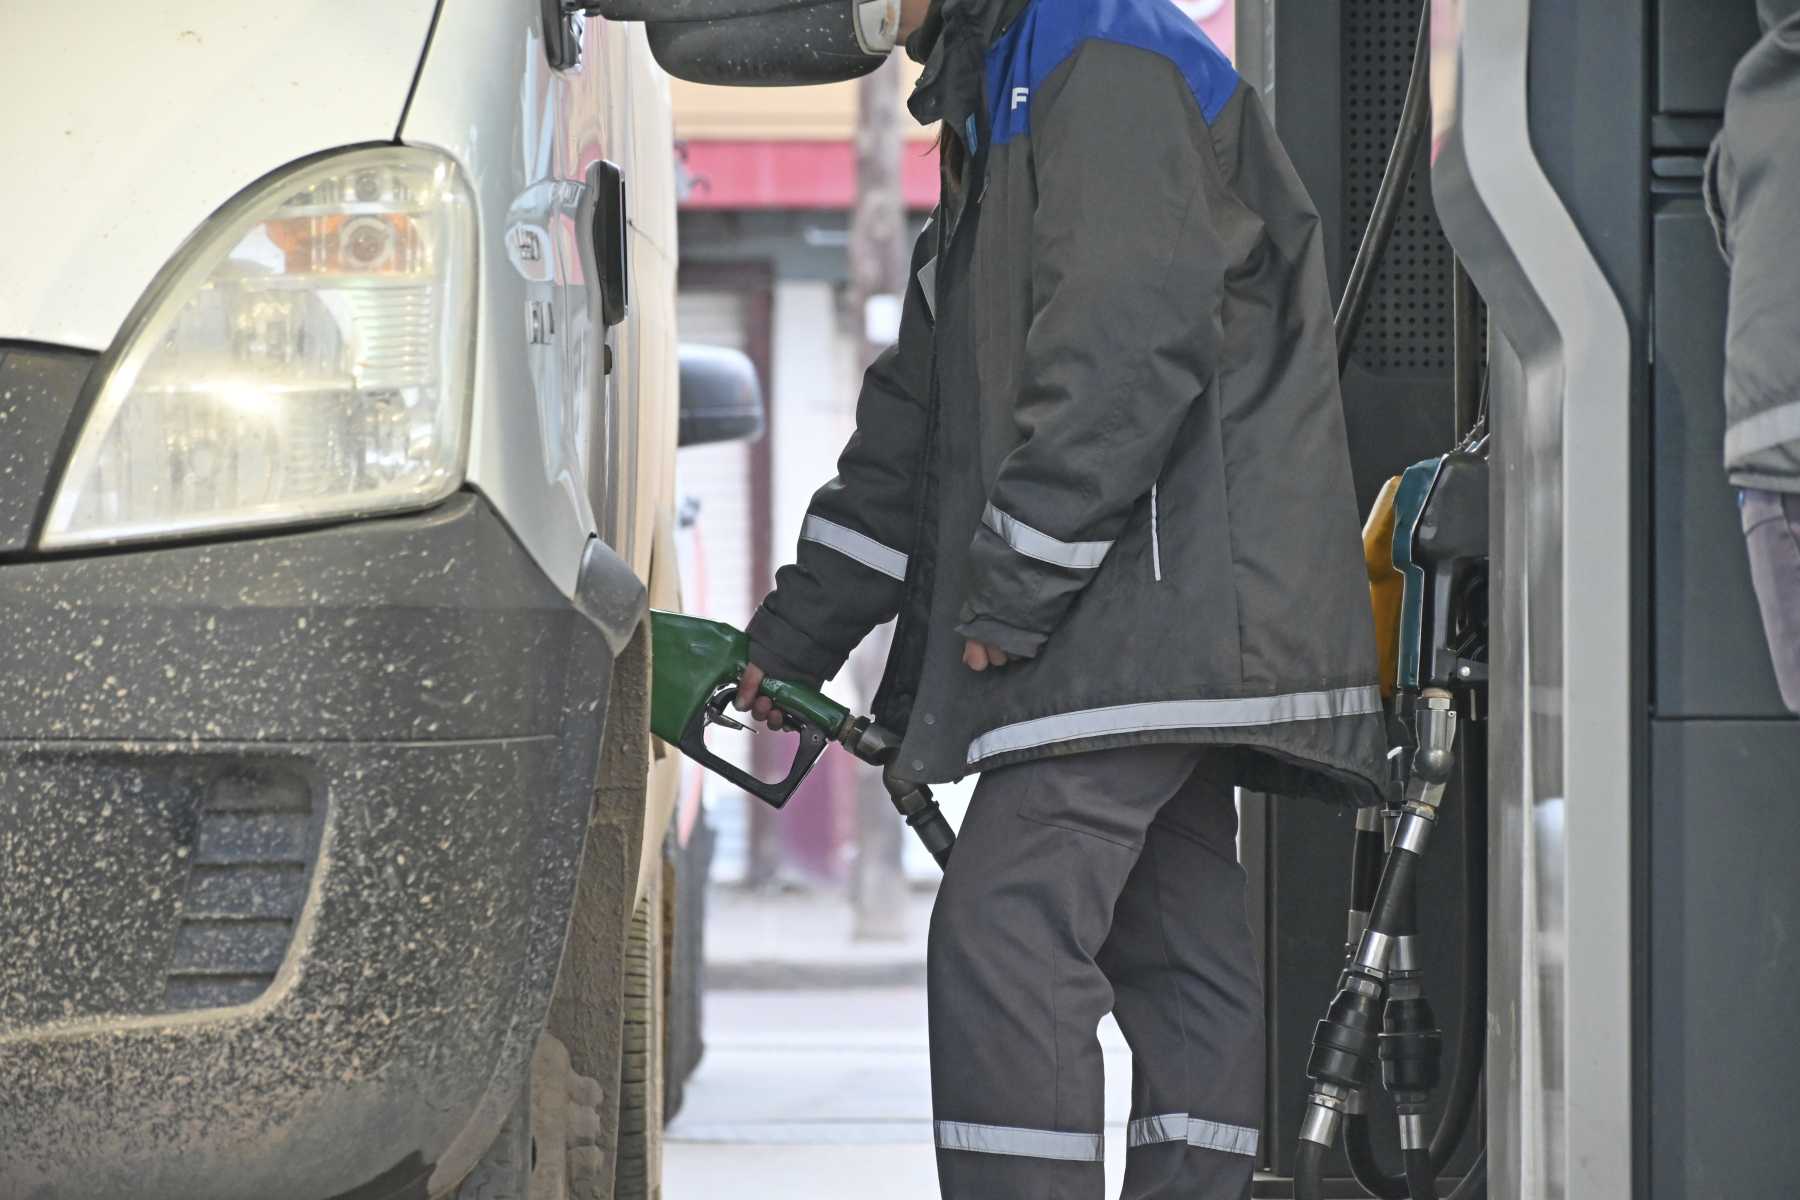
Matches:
[738,0,1388,1195]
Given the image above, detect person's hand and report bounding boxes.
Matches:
[733,661,789,729]
[962,640,1011,671]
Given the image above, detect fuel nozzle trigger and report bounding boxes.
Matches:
[701,689,752,735]
[677,683,832,810]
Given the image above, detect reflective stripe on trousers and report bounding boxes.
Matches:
[932,1115,1259,1164]
[1127,1114,1260,1157]
[934,1120,1104,1161]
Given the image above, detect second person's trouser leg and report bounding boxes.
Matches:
[1743,486,1800,713]
[927,744,1261,1200]
[1099,758,1264,1199]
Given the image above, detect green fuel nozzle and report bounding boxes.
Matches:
[649,609,849,808]
[649,610,954,868]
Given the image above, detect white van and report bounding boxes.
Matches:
[0,3,784,1197]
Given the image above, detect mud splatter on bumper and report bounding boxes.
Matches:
[0,495,642,1200]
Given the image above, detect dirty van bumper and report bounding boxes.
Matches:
[0,494,645,1200]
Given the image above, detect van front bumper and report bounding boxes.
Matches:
[0,494,644,1200]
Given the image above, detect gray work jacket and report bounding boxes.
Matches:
[1706,3,1800,490]
[748,0,1387,804]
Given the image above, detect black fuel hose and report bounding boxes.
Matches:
[1340,813,1410,1200]
[1296,835,1421,1200]
[1429,729,1488,1163]
[1403,1149,1438,1200]
[1302,1115,1482,1200]
[1351,843,1427,1199]
[1351,819,1385,923]
[1294,1139,1329,1200]
[1345,1117,1410,1199]
[1334,0,1432,373]
[1445,1148,1488,1200]
[1365,847,1422,938]
[1343,728,1490,1195]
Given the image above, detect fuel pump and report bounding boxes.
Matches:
[1293,0,1492,1192]
[1295,443,1490,1200]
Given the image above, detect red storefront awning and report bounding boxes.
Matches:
[680,139,942,211]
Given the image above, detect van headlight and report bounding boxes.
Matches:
[41,146,476,550]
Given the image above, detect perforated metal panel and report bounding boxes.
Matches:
[1342,0,1454,375]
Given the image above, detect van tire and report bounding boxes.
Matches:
[455,1105,526,1200]
[613,889,664,1200]
[566,1069,608,1198]
[457,1034,607,1200]
[549,623,653,1197]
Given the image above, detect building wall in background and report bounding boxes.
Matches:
[671,9,1232,209]
[670,60,934,141]
[669,3,1232,144]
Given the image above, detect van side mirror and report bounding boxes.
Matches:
[577,0,890,85]
[679,344,766,447]
[580,0,828,17]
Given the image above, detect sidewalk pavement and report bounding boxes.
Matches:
[668,885,1132,1198]
[663,986,1134,1199]
[701,883,938,990]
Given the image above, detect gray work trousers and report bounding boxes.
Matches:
[1743,487,1800,713]
[928,744,1264,1200]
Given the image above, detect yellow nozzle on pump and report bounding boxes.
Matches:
[1364,475,1404,700]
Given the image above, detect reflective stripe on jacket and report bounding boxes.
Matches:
[748,0,1387,802]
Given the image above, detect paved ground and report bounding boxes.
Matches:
[664,987,1135,1199]
[701,885,935,990]
[665,886,1134,1198]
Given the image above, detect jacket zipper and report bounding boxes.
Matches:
[1151,484,1164,582]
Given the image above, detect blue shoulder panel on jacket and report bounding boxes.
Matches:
[985,0,1240,146]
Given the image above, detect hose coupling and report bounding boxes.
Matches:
[1299,1085,1352,1147]
[1306,978,1383,1090]
[1393,807,1437,855]
[845,717,903,765]
[1388,933,1422,977]
[1353,928,1396,978]
[1409,691,1459,803]
[1397,1110,1431,1152]
[1379,990,1444,1101]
